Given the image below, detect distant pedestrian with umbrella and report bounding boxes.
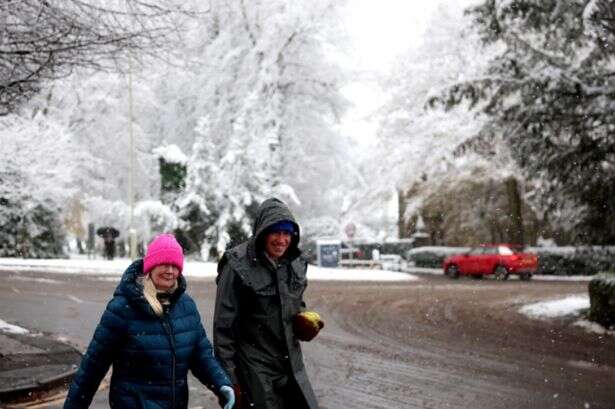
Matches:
[96,226,119,260]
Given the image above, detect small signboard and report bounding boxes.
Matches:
[316,239,341,268]
[344,222,356,240]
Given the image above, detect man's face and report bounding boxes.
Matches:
[264,231,292,260]
[150,264,179,291]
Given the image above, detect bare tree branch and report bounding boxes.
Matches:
[0,0,200,115]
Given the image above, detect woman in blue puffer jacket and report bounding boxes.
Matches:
[63,234,235,409]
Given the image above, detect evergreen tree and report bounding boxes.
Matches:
[434,0,615,243]
[0,162,66,258]
[175,0,350,256]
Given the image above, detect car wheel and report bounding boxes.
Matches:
[472,274,483,280]
[446,265,460,279]
[494,266,509,281]
[520,273,532,281]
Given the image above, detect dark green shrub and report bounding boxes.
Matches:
[532,247,615,276]
[408,251,445,268]
[588,273,615,329]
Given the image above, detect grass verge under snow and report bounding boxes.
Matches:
[519,295,614,336]
[0,257,418,282]
[0,319,29,334]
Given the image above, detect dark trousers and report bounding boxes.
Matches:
[273,378,308,409]
[239,377,309,409]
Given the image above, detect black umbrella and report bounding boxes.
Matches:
[96,226,119,239]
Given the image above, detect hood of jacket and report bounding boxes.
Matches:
[247,198,301,262]
[114,259,187,316]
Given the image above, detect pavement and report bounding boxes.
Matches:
[0,331,81,406]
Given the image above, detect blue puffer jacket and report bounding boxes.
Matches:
[63,260,231,409]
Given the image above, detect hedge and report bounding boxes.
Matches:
[404,246,615,275]
[588,273,615,328]
[531,247,615,276]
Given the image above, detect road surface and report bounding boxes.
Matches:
[0,269,613,408]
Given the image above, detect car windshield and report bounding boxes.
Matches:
[498,246,523,255]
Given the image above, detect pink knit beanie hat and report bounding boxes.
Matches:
[143,234,184,274]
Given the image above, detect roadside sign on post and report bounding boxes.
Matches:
[87,223,95,259]
[344,222,356,240]
[316,239,341,268]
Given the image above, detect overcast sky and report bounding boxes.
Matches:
[339,0,471,145]
[343,0,441,72]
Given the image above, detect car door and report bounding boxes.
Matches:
[479,246,498,273]
[462,247,482,274]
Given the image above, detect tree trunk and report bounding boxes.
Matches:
[397,189,408,239]
[506,176,524,245]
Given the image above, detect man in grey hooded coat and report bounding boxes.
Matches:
[213,198,321,409]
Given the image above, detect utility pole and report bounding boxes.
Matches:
[128,53,137,259]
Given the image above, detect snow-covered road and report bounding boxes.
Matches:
[1,265,613,408]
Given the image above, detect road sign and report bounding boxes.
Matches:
[316,239,341,268]
[344,222,356,240]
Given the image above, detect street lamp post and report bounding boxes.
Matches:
[128,53,137,259]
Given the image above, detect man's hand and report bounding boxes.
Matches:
[293,311,324,341]
[220,385,235,409]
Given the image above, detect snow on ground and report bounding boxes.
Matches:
[6,274,63,284]
[532,275,594,282]
[573,319,615,335]
[403,265,594,281]
[518,295,614,335]
[308,265,417,281]
[0,257,595,281]
[0,257,132,276]
[403,266,442,275]
[0,318,29,334]
[0,257,418,282]
[519,295,589,319]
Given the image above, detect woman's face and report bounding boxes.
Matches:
[150,264,179,291]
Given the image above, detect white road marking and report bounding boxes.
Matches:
[67,295,84,304]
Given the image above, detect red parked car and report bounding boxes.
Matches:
[443,244,537,281]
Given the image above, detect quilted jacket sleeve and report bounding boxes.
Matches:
[63,297,127,409]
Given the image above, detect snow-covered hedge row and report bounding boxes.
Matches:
[588,273,615,329]
[531,247,615,276]
[405,246,469,268]
[404,246,615,275]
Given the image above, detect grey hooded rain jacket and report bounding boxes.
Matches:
[213,198,318,409]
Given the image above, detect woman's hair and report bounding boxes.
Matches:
[137,275,177,317]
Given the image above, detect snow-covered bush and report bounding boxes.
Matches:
[588,273,615,329]
[135,200,178,243]
[405,246,470,268]
[0,164,66,258]
[530,247,615,276]
[301,216,340,243]
[84,198,129,239]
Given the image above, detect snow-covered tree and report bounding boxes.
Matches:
[0,161,66,258]
[349,1,492,238]
[135,200,178,242]
[0,0,192,115]
[435,0,615,244]
[175,0,351,255]
[1,0,352,258]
